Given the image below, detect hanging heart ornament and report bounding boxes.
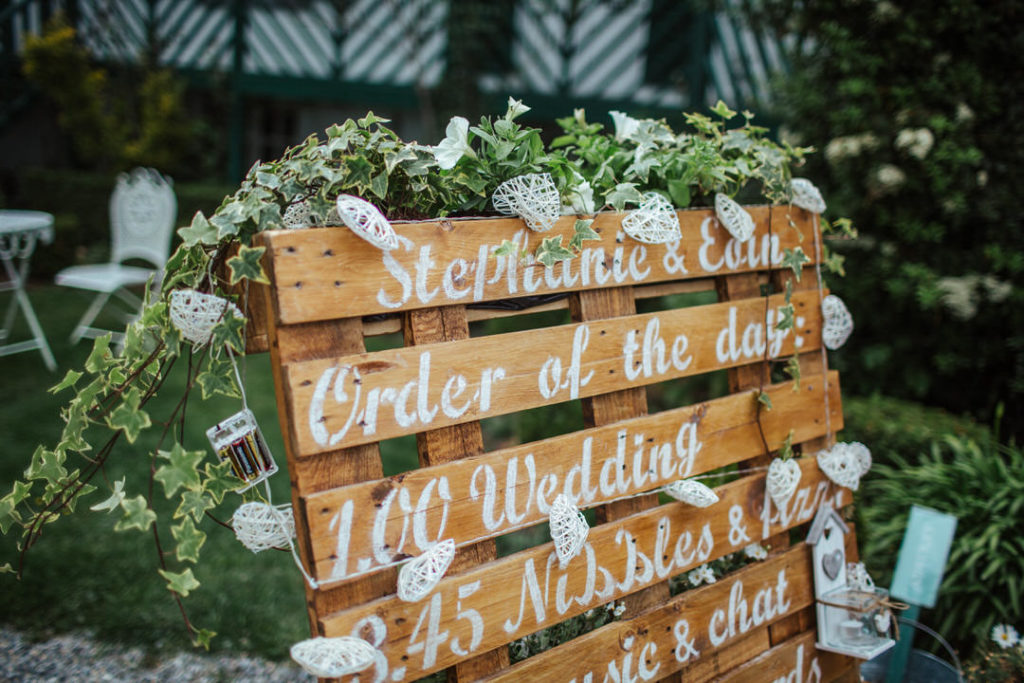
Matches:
[663,479,719,507]
[622,192,682,244]
[714,193,755,242]
[290,636,376,678]
[816,442,872,491]
[766,457,802,510]
[335,195,399,250]
[874,609,892,634]
[790,178,827,214]
[821,294,854,350]
[397,538,456,602]
[549,494,589,568]
[491,173,561,233]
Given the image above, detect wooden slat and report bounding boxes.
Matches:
[261,206,815,322]
[303,373,842,584]
[402,305,509,679]
[283,290,822,454]
[715,629,857,683]
[317,460,845,681]
[483,541,816,682]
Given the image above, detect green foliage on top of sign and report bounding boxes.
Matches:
[0,95,838,646]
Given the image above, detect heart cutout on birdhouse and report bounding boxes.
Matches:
[821,294,854,350]
[622,192,682,244]
[714,193,755,242]
[766,457,802,510]
[822,549,843,580]
[816,442,872,491]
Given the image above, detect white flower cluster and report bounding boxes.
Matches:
[873,164,907,193]
[743,543,768,561]
[936,274,1014,320]
[992,623,1020,650]
[824,133,880,164]
[895,127,935,160]
[688,563,717,587]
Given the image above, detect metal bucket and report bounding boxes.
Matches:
[859,618,963,683]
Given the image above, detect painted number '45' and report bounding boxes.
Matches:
[407,580,484,670]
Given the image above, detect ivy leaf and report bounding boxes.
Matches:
[781,247,811,281]
[89,478,126,513]
[105,388,151,444]
[344,155,374,192]
[154,444,204,498]
[605,183,643,211]
[824,250,846,277]
[49,369,83,394]
[776,303,795,333]
[114,495,156,532]
[196,369,239,400]
[178,212,218,247]
[757,391,774,411]
[493,239,523,259]
[24,446,67,486]
[159,567,200,598]
[175,489,214,523]
[567,219,600,252]
[535,236,576,268]
[667,179,692,208]
[192,628,217,650]
[370,170,389,200]
[171,517,207,564]
[201,461,239,504]
[358,111,389,128]
[711,100,738,120]
[785,356,802,392]
[384,146,418,174]
[0,563,14,575]
[84,334,112,374]
[226,245,269,285]
[209,310,246,353]
[778,430,795,460]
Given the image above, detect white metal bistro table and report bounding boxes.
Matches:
[0,210,57,370]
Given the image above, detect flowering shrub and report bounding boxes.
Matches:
[963,623,1024,681]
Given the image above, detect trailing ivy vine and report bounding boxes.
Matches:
[0,98,847,646]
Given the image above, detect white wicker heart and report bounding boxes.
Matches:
[397,538,456,603]
[663,479,719,507]
[790,178,827,214]
[549,494,589,568]
[491,173,561,233]
[766,457,802,510]
[283,200,345,229]
[290,636,376,678]
[335,195,399,250]
[169,289,243,346]
[816,442,872,490]
[621,192,682,244]
[821,294,854,350]
[231,501,295,553]
[715,193,755,242]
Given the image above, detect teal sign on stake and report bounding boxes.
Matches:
[890,505,958,608]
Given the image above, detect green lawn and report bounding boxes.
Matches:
[0,284,310,659]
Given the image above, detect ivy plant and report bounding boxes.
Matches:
[0,98,837,646]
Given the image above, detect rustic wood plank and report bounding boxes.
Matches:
[714,628,857,683]
[317,460,848,681]
[482,541,817,682]
[402,305,509,680]
[283,290,822,454]
[262,207,814,322]
[303,373,843,585]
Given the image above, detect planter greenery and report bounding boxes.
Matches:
[0,98,846,647]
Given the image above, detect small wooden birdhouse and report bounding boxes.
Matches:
[808,504,896,660]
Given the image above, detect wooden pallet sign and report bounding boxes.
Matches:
[257,206,861,682]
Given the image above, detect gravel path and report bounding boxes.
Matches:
[0,627,314,682]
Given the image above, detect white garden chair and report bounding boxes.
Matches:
[55,168,177,344]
